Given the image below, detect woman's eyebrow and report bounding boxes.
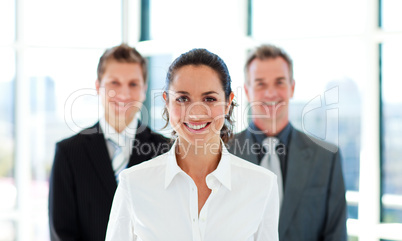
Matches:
[175,91,190,95]
[173,91,219,96]
[202,91,219,96]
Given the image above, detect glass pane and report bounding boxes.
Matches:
[24,0,121,47]
[32,212,49,241]
[0,48,16,211]
[381,0,402,31]
[25,47,103,180]
[149,0,244,41]
[0,221,16,241]
[0,0,15,45]
[143,54,173,136]
[252,0,367,40]
[381,41,402,223]
[382,207,402,223]
[279,38,365,217]
[347,204,358,220]
[24,47,103,240]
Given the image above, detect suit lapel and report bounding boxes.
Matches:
[279,129,314,238]
[85,123,117,198]
[228,128,259,165]
[127,121,151,167]
[242,129,259,165]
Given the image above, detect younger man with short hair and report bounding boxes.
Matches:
[49,44,170,241]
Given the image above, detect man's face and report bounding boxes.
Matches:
[245,57,295,133]
[96,60,147,125]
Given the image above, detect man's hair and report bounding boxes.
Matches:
[97,43,147,82]
[244,44,294,84]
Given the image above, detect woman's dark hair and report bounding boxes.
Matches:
[162,48,237,143]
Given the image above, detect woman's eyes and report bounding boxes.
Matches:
[204,97,217,102]
[176,96,189,103]
[175,96,217,103]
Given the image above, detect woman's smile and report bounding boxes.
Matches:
[184,122,211,133]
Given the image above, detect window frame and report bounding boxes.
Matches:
[5,0,402,240]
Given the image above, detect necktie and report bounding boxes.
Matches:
[260,137,283,206]
[108,138,128,182]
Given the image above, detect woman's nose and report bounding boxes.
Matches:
[187,102,210,118]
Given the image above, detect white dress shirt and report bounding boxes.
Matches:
[99,116,138,162]
[105,141,279,241]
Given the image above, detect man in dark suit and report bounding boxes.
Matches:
[48,44,170,241]
[228,44,347,241]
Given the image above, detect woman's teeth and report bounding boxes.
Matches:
[186,123,207,130]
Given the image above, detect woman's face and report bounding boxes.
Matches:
[164,65,233,146]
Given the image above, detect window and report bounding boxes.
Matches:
[252,0,366,223]
[252,0,402,240]
[143,54,173,134]
[381,0,402,31]
[7,1,123,240]
[0,48,16,241]
[24,0,121,47]
[0,1,16,240]
[0,0,15,45]
[381,41,402,223]
[149,0,245,41]
[252,0,366,39]
[4,0,402,240]
[24,49,103,230]
[282,38,365,220]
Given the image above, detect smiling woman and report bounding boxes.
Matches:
[162,48,236,144]
[105,49,280,241]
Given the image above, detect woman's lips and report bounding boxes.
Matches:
[184,122,211,132]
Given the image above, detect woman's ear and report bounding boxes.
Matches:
[226,92,235,115]
[163,91,168,102]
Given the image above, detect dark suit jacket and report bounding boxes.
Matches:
[48,122,170,241]
[227,126,347,241]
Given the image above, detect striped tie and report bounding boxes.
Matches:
[260,137,283,206]
[108,139,128,182]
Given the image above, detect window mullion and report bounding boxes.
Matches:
[358,0,381,240]
[15,0,33,240]
[121,0,129,43]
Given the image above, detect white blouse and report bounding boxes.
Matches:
[105,141,279,241]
